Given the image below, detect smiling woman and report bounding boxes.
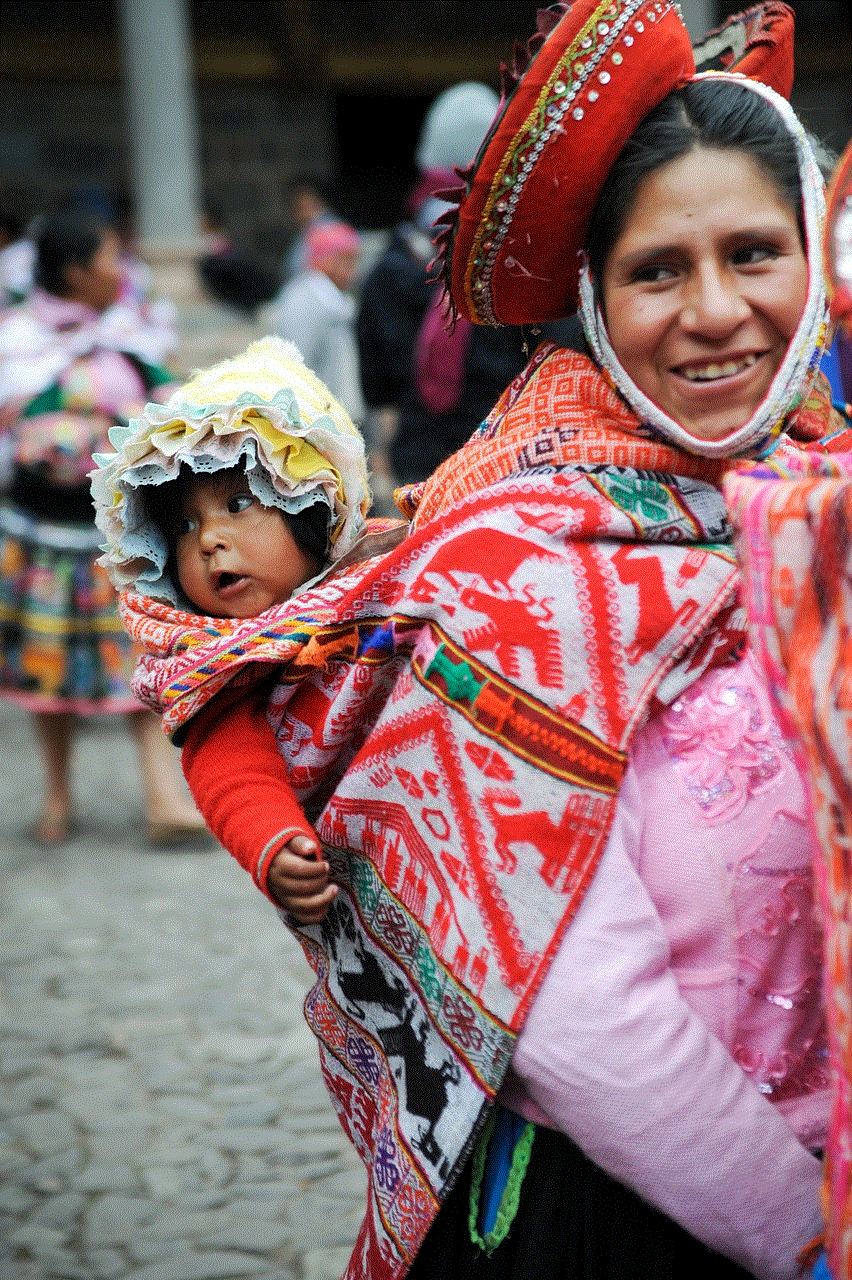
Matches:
[600,145,808,441]
[570,71,826,464]
[90,5,850,1280]
[582,75,812,448]
[402,4,844,1277]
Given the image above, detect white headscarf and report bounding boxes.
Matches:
[578,73,828,460]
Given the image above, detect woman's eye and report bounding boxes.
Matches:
[228,494,254,515]
[632,262,677,284]
[734,243,779,266]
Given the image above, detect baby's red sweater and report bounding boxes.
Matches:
[181,681,319,904]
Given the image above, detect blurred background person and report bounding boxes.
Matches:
[263,217,364,427]
[0,210,35,311]
[196,194,279,324]
[356,81,537,490]
[71,186,158,312]
[805,139,852,414]
[0,210,206,846]
[280,173,338,287]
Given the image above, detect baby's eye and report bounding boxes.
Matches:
[227,493,254,515]
[177,516,196,537]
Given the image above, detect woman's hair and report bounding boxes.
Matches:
[33,213,106,298]
[585,78,804,282]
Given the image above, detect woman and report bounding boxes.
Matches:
[407,44,830,1280]
[93,2,840,1276]
[0,211,204,844]
[264,218,365,426]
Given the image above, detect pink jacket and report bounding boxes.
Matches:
[500,647,829,1279]
[181,641,828,1278]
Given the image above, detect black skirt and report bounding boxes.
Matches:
[406,1115,755,1280]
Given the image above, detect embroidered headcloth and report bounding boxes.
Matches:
[90,335,371,605]
[439,0,796,327]
[577,71,827,461]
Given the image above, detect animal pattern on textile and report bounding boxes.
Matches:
[123,345,839,1279]
[726,452,852,1280]
[124,488,741,1278]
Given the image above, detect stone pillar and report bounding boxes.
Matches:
[117,0,209,374]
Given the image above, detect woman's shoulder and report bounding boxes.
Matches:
[0,300,47,354]
[0,301,68,408]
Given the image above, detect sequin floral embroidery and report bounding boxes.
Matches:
[661,669,787,822]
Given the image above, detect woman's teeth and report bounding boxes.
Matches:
[680,354,758,382]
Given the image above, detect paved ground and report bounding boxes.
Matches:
[0,701,366,1280]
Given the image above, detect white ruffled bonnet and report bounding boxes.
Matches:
[91,335,371,606]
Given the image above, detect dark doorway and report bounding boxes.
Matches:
[332,90,435,230]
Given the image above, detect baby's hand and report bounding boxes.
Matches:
[268,834,337,924]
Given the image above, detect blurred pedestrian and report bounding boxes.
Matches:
[263,219,364,424]
[356,81,536,487]
[196,196,279,322]
[801,141,852,416]
[0,211,35,310]
[0,210,206,845]
[280,173,338,286]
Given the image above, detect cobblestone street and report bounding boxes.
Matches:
[0,703,365,1280]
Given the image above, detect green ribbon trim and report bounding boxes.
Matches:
[467,1107,536,1256]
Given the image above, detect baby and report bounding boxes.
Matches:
[153,458,340,918]
[151,461,329,620]
[92,334,398,921]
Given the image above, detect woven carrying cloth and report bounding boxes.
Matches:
[726,451,852,1280]
[121,346,837,1279]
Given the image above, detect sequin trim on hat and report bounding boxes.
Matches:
[463,0,683,325]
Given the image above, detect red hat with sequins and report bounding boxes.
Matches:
[691,2,795,100]
[440,0,795,326]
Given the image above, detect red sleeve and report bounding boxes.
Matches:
[181,680,320,904]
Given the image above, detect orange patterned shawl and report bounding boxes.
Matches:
[727,449,852,1280]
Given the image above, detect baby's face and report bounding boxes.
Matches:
[174,473,323,617]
